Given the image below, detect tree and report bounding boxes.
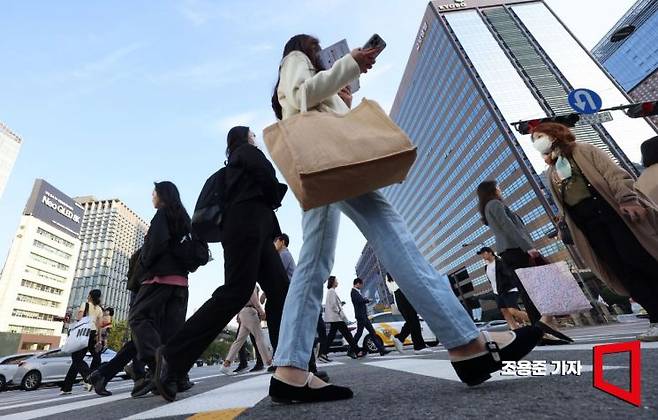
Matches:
[106,320,130,351]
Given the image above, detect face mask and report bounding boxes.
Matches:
[532,133,553,154]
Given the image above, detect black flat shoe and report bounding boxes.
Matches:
[269,374,352,404]
[177,380,195,392]
[88,371,111,396]
[451,326,542,386]
[537,321,574,343]
[131,375,155,398]
[312,370,330,383]
[154,346,178,402]
[249,364,265,373]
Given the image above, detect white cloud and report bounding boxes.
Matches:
[71,43,145,79]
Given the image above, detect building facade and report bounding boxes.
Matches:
[0,180,84,351]
[592,0,658,126]
[0,122,22,202]
[361,0,656,311]
[67,198,148,322]
[354,245,394,314]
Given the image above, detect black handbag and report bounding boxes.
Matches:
[192,168,228,243]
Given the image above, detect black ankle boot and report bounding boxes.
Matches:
[269,374,352,404]
[451,326,542,386]
[154,346,178,402]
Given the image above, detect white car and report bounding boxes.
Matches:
[0,353,36,392]
[12,348,118,391]
[355,311,438,353]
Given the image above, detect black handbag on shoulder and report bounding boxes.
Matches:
[192,167,228,243]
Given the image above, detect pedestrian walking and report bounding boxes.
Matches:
[476,179,572,345]
[320,276,366,360]
[274,234,296,281]
[385,273,431,354]
[222,286,272,374]
[351,278,389,356]
[476,247,529,329]
[269,34,542,404]
[636,136,658,205]
[152,126,290,402]
[60,289,104,395]
[128,181,192,397]
[234,327,265,374]
[530,122,658,341]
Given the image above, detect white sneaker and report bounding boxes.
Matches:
[60,390,72,396]
[414,348,433,355]
[220,365,236,376]
[637,323,658,342]
[84,382,93,392]
[393,337,404,354]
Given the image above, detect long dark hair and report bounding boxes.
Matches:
[641,136,658,168]
[327,275,337,289]
[89,289,101,306]
[272,34,324,120]
[154,181,192,238]
[477,180,500,226]
[226,126,250,159]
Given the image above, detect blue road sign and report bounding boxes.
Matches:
[568,88,602,115]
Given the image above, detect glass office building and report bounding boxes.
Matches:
[592,0,658,126]
[361,0,656,308]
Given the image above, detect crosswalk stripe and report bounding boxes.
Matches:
[2,392,132,420]
[363,358,625,382]
[533,341,658,351]
[121,374,271,419]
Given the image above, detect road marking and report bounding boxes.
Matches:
[2,392,132,420]
[532,341,658,352]
[122,374,271,419]
[364,359,625,382]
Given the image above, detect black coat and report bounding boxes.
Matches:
[351,288,370,320]
[140,209,189,280]
[126,247,148,292]
[484,256,519,295]
[227,144,287,209]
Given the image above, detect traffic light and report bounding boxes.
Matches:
[626,101,658,118]
[515,113,580,135]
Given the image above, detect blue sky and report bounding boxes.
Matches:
[0,0,636,320]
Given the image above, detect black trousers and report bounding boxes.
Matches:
[163,201,289,376]
[353,317,384,352]
[321,322,360,355]
[129,284,188,370]
[500,248,541,324]
[394,289,426,350]
[62,331,101,392]
[567,196,658,323]
[316,314,327,346]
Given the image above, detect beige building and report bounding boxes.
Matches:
[0,122,22,202]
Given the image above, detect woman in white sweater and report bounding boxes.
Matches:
[319,276,365,362]
[269,34,542,404]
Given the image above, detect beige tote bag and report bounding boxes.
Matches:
[263,94,417,210]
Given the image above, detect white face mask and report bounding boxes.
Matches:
[532,132,554,154]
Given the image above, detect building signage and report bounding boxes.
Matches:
[24,179,84,237]
[437,0,467,11]
[416,21,429,51]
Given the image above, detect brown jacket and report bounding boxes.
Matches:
[636,164,658,206]
[548,143,658,296]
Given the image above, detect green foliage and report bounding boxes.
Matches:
[106,320,130,351]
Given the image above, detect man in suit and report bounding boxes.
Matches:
[351,278,390,356]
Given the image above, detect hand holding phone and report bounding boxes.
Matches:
[363,33,387,57]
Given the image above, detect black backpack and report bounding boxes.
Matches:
[192,168,227,243]
[173,233,211,273]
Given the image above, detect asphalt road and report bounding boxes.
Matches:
[1,318,656,420]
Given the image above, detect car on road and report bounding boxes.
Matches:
[11,348,118,391]
[355,311,438,353]
[0,353,36,392]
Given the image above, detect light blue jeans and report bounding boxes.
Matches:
[273,191,480,369]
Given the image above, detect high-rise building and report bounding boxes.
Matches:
[362,0,656,310]
[0,179,84,351]
[67,198,149,322]
[592,0,658,126]
[0,122,22,201]
[354,245,394,314]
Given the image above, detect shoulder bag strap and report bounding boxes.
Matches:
[83,302,89,317]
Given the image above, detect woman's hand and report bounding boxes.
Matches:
[338,85,352,108]
[620,203,647,222]
[351,48,379,73]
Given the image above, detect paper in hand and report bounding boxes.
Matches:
[318,39,360,93]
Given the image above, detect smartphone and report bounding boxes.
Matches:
[363,33,387,56]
